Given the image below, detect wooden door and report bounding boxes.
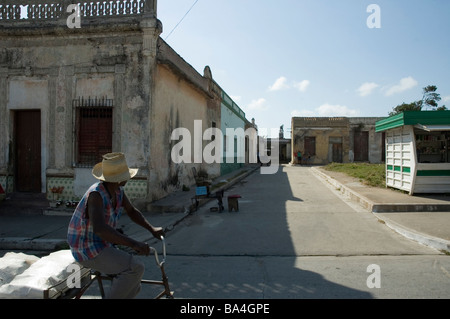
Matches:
[15,110,41,192]
[354,131,369,162]
[332,143,343,163]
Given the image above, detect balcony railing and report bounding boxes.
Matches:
[0,0,148,21]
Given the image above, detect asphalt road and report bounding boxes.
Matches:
[165,165,439,257]
[83,165,450,300]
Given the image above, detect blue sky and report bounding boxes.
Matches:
[158,0,450,137]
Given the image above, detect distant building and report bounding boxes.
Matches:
[291,117,385,165]
[267,125,291,164]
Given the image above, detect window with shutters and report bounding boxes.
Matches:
[73,97,113,167]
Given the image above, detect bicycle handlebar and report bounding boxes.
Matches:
[149,236,166,267]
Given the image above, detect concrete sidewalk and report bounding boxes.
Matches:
[0,165,260,251]
[1,164,449,253]
[312,166,450,253]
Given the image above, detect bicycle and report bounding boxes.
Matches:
[44,237,174,299]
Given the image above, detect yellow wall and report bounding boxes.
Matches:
[151,64,220,200]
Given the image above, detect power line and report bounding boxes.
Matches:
[164,0,199,41]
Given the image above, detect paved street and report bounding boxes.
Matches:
[83,165,450,299]
[164,165,439,256]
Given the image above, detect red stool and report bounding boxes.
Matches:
[227,195,242,212]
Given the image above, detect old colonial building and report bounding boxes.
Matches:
[0,0,254,209]
[291,117,385,165]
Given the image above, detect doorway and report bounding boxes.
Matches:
[14,110,41,192]
[332,143,343,163]
[329,137,343,163]
[354,131,369,162]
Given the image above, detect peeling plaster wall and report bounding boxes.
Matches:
[0,21,154,197]
[151,64,219,201]
[0,6,227,204]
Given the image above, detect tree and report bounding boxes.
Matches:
[388,101,422,116]
[389,85,447,116]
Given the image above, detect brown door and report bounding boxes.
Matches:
[354,131,369,162]
[332,143,343,163]
[15,110,41,192]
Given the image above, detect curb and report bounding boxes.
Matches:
[372,203,450,213]
[206,166,260,203]
[176,165,260,214]
[311,167,450,213]
[144,165,259,241]
[0,237,67,251]
[311,166,450,254]
[374,216,450,253]
[311,167,375,211]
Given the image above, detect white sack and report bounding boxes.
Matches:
[0,252,39,287]
[0,250,79,299]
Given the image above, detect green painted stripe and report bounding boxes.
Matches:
[387,166,411,173]
[417,170,450,177]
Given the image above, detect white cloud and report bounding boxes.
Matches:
[269,77,289,91]
[247,98,269,111]
[269,77,310,92]
[442,95,450,102]
[317,103,360,116]
[293,80,310,92]
[291,104,359,117]
[385,77,418,96]
[291,109,315,117]
[357,82,379,97]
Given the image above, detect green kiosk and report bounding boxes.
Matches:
[376,111,450,195]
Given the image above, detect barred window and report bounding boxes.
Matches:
[73,97,113,167]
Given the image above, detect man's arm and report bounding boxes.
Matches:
[87,192,150,255]
[122,193,165,240]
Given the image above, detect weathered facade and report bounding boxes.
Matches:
[291,117,385,165]
[152,40,222,201]
[0,0,251,208]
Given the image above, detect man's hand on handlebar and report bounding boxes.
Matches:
[151,226,165,240]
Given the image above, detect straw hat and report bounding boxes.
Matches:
[92,153,138,183]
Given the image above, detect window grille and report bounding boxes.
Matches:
[73,97,114,167]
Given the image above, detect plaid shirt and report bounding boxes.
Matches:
[67,182,124,262]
